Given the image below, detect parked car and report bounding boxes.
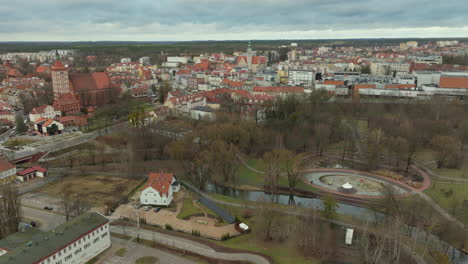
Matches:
[153,207,161,212]
[43,206,53,211]
[143,206,151,211]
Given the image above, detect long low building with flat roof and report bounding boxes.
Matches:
[0,212,111,264]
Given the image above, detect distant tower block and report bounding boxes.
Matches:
[291,43,298,61]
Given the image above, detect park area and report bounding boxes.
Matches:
[33,174,143,208]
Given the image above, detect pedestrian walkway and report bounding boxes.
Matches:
[110,226,271,264]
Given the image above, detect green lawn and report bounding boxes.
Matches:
[216,232,319,264]
[177,196,204,219]
[237,158,266,187]
[425,182,468,225]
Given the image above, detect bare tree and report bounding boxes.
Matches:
[0,184,21,239]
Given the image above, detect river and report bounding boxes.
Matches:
[204,183,468,264]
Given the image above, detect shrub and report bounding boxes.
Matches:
[221,233,230,241]
[165,224,173,230]
[192,230,200,236]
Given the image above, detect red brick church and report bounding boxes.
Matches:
[51,57,118,115]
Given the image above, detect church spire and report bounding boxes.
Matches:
[55,50,60,60]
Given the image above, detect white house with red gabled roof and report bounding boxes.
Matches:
[29,104,61,122]
[140,173,180,206]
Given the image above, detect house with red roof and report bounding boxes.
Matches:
[16,166,47,182]
[34,118,64,136]
[140,173,180,206]
[29,104,61,122]
[0,160,16,184]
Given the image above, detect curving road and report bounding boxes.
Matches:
[110,226,271,264]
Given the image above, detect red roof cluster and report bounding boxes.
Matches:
[144,173,174,196]
[31,105,53,115]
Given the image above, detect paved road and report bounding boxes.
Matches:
[110,226,271,264]
[3,123,125,160]
[21,206,65,231]
[100,236,197,264]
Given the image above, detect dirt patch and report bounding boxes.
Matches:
[34,175,141,207]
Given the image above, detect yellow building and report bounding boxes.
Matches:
[0,160,16,184]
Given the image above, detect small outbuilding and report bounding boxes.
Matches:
[16,166,47,182]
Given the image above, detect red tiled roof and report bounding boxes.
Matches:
[43,119,55,127]
[31,105,51,115]
[221,79,244,88]
[177,69,192,75]
[0,159,15,172]
[144,173,174,196]
[51,60,67,71]
[54,93,79,106]
[253,86,304,93]
[236,56,267,65]
[354,84,376,89]
[36,65,50,74]
[323,80,345,85]
[439,76,468,89]
[70,72,111,92]
[17,166,47,176]
[385,84,416,89]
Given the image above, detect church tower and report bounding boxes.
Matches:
[247,40,253,73]
[51,50,71,100]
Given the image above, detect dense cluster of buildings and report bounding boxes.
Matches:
[0,40,467,129]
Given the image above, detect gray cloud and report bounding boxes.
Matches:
[0,0,467,40]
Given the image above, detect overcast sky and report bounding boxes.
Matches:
[1,0,467,41]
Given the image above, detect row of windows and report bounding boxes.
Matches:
[40,225,108,264]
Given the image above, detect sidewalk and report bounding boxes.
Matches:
[110,225,271,264]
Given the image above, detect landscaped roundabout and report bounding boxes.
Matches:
[302,168,430,198]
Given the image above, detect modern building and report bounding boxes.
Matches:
[139,57,150,65]
[370,62,411,76]
[140,173,180,206]
[288,69,315,87]
[0,160,16,185]
[120,58,131,63]
[0,212,111,264]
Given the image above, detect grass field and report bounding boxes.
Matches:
[35,175,142,207]
[238,157,321,193]
[4,137,37,147]
[425,182,468,225]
